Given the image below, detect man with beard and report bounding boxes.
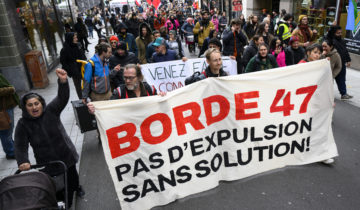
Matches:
[326,25,353,100]
[193,10,214,51]
[150,37,187,63]
[86,64,164,114]
[116,22,137,56]
[109,41,139,89]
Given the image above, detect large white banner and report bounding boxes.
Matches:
[141,57,237,92]
[93,59,338,210]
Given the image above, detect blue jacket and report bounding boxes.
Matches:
[181,22,194,34]
[151,49,179,63]
[82,54,110,99]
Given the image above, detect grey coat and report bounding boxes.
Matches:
[15,80,78,175]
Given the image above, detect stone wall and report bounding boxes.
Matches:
[0,0,30,91]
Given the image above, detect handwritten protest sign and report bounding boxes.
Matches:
[141,57,237,92]
[93,60,337,210]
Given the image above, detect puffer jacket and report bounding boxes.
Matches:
[193,20,214,47]
[82,54,110,98]
[15,80,78,176]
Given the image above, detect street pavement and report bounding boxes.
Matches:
[1,35,360,210]
[75,41,360,209]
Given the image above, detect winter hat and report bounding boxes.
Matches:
[116,41,127,51]
[289,36,299,45]
[169,30,176,35]
[109,35,119,42]
[298,15,307,24]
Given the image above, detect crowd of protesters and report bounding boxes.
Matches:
[62,3,354,101]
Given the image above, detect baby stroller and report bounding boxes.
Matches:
[0,161,68,210]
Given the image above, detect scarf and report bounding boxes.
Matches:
[299,25,311,43]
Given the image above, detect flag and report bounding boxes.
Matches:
[346,0,359,33]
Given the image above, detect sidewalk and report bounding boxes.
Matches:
[0,35,99,179]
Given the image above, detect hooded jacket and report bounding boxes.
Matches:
[60,32,86,79]
[82,54,111,99]
[116,22,138,56]
[135,23,154,64]
[14,80,78,175]
[109,44,139,88]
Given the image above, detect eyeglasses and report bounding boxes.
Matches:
[123,76,137,81]
[111,41,117,44]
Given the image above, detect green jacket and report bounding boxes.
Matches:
[245,54,279,73]
[0,74,19,110]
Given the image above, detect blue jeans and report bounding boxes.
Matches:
[0,108,15,156]
[335,65,347,96]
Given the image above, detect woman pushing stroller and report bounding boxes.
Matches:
[14,68,84,208]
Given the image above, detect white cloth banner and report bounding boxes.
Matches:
[141,57,237,92]
[94,59,338,210]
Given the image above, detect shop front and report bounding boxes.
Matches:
[292,0,360,69]
[15,0,72,70]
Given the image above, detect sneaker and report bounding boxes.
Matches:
[341,94,353,100]
[76,185,85,199]
[322,158,334,164]
[6,154,15,160]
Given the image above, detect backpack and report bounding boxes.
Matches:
[185,71,207,85]
[76,59,95,89]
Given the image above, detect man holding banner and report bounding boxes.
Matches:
[185,48,228,85]
[87,64,165,114]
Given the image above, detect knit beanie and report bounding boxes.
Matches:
[110,35,119,42]
[298,15,307,24]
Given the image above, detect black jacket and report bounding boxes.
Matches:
[244,22,258,40]
[60,32,86,79]
[285,46,305,66]
[73,21,88,38]
[126,18,139,37]
[332,38,351,66]
[242,40,258,68]
[14,80,78,176]
[111,82,157,99]
[109,51,139,88]
[222,29,248,57]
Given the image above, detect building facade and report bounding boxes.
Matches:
[0,0,77,91]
